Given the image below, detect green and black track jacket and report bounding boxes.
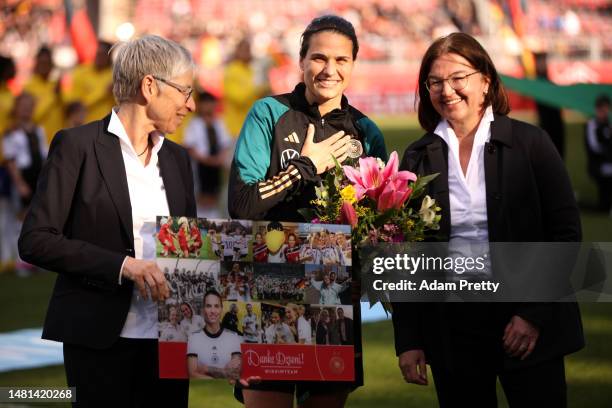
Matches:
[228,83,388,221]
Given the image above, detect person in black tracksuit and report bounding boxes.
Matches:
[228,15,387,408]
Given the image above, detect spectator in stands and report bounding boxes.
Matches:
[64,101,87,129]
[223,38,269,138]
[0,55,15,135]
[65,40,115,123]
[3,92,47,275]
[2,92,47,213]
[585,94,612,213]
[184,90,232,218]
[24,46,64,145]
[0,55,16,272]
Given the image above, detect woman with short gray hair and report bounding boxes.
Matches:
[19,34,197,407]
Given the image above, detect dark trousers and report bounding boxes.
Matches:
[430,339,567,408]
[63,338,188,408]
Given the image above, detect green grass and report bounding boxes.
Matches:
[1,307,611,407]
[1,115,611,407]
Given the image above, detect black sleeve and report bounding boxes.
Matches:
[515,126,581,328]
[18,130,126,286]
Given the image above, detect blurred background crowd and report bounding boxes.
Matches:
[0,0,611,276]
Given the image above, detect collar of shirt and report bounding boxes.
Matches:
[434,105,494,157]
[108,108,165,159]
[434,106,494,245]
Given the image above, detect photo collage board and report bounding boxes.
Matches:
[156,216,356,381]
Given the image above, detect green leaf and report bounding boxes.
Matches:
[413,172,439,192]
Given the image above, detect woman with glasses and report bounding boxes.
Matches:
[392,32,583,407]
[18,35,196,407]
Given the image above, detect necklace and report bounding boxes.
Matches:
[137,139,150,157]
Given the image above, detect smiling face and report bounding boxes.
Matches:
[146,70,195,134]
[299,31,354,115]
[427,53,489,132]
[180,304,192,319]
[169,307,179,324]
[285,305,299,323]
[203,293,222,326]
[288,235,296,247]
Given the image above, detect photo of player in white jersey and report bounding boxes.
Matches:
[187,290,242,379]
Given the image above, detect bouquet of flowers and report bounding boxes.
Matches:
[299,151,441,245]
[299,151,441,311]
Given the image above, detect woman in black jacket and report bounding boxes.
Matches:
[392,32,583,407]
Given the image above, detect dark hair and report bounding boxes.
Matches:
[0,55,16,82]
[197,90,217,103]
[98,40,114,53]
[595,94,611,108]
[180,301,194,315]
[267,221,283,231]
[36,46,52,59]
[203,289,222,304]
[300,15,359,60]
[65,101,85,117]
[417,32,510,133]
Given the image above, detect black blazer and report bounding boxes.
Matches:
[392,114,584,369]
[19,115,196,349]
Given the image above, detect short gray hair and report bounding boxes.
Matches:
[112,35,195,104]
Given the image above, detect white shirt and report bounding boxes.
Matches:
[242,313,259,342]
[180,315,205,338]
[298,316,312,344]
[107,109,170,339]
[160,322,187,342]
[2,126,48,169]
[310,280,348,305]
[187,328,242,369]
[264,322,295,344]
[434,106,493,276]
[183,117,232,157]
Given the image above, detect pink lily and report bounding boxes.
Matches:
[377,170,415,211]
[343,151,417,205]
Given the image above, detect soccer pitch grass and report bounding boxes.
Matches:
[1,113,611,407]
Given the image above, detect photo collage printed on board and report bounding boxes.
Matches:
[156,216,354,380]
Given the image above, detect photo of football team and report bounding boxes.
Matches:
[156,218,355,380]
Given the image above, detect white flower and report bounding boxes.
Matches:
[419,195,436,225]
[420,195,435,210]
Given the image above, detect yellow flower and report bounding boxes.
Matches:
[406,219,415,229]
[355,205,368,217]
[340,185,358,204]
[310,199,326,207]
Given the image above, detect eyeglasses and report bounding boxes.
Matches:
[152,75,193,103]
[424,71,480,93]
